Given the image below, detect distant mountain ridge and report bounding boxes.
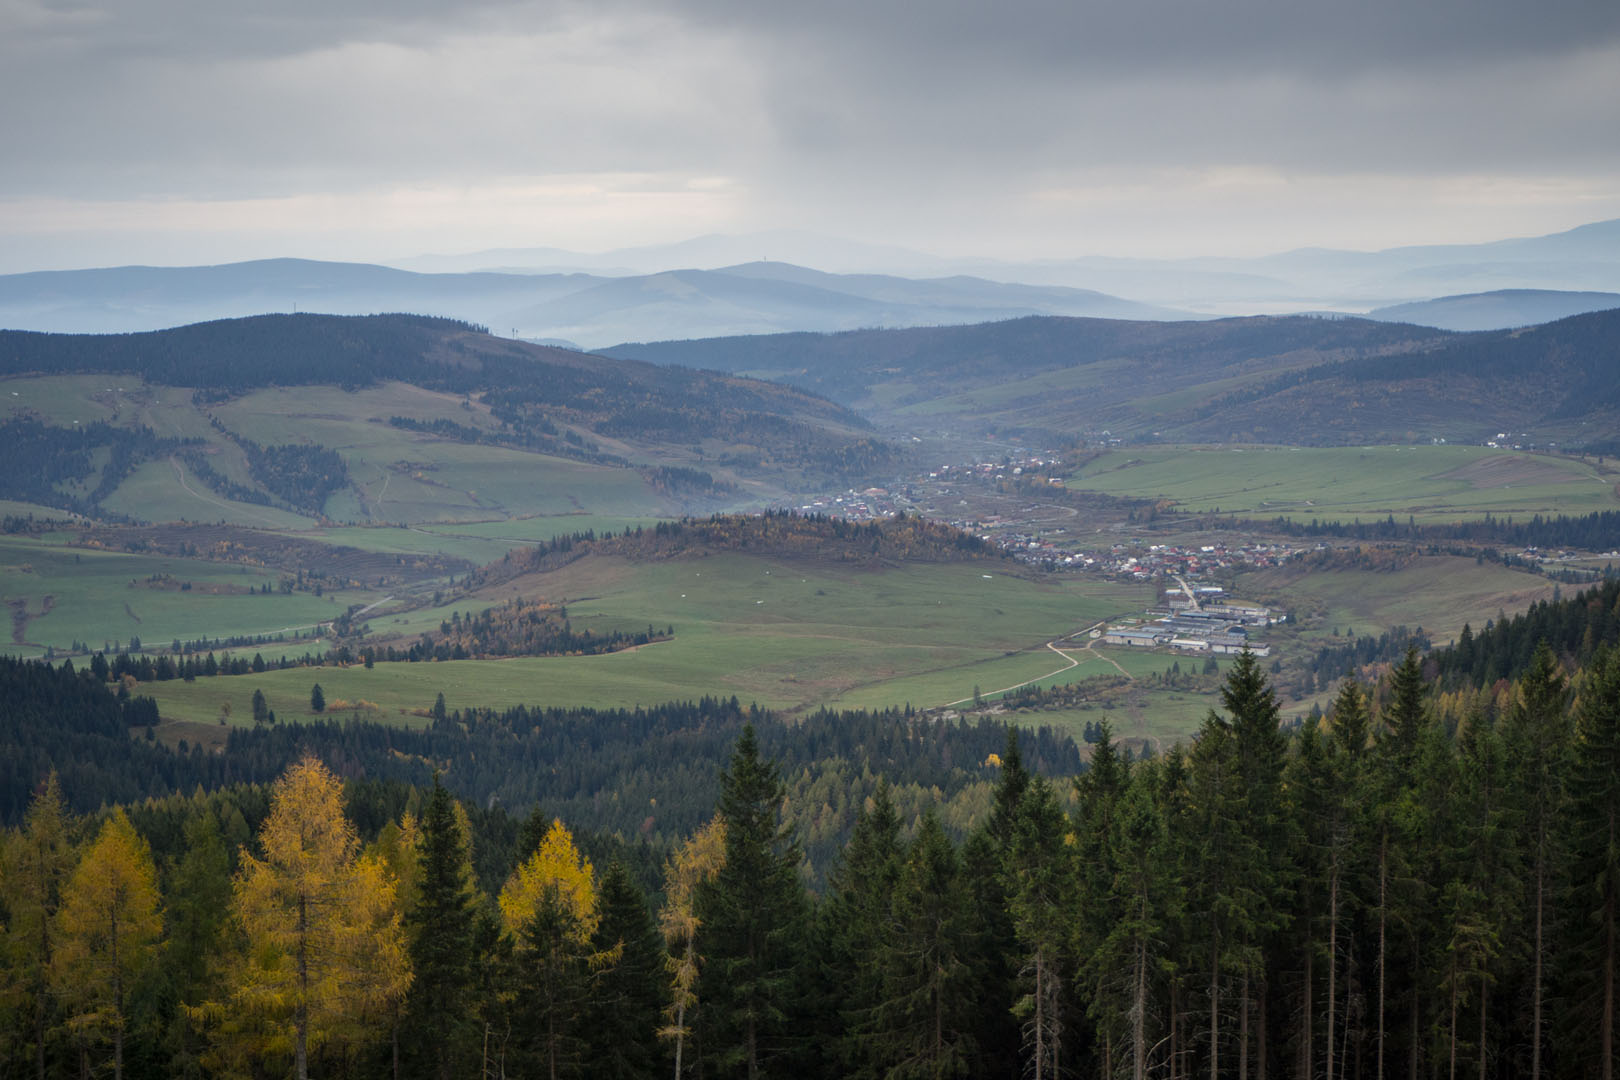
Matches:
[392,219,1620,311]
[606,308,1620,448]
[1367,289,1620,332]
[0,257,1188,347]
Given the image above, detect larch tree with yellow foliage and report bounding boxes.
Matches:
[658,815,726,1080]
[51,808,162,1080]
[499,818,597,1080]
[215,754,410,1080]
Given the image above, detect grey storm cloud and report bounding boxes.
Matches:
[1,0,1617,260]
[14,0,1617,72]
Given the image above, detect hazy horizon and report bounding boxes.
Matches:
[2,0,1616,276]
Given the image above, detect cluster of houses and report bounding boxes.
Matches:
[1012,538,1304,578]
[1099,588,1276,657]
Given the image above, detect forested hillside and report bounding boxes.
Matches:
[606,309,1620,445]
[6,646,1620,1079]
[0,314,902,519]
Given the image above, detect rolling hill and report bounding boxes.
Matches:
[0,313,893,524]
[0,257,1186,347]
[606,308,1620,447]
[1366,289,1620,331]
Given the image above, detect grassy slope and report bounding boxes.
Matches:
[0,535,371,656]
[139,553,1152,723]
[3,374,691,528]
[1066,444,1616,524]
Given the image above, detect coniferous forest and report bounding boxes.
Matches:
[4,642,1620,1079]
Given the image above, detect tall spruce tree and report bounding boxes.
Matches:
[1562,646,1620,1079]
[1184,710,1261,1080]
[1006,774,1072,1080]
[1093,765,1181,1080]
[694,724,810,1080]
[1444,704,1515,1080]
[824,780,904,1079]
[583,860,665,1080]
[4,773,73,1080]
[872,809,978,1080]
[1218,648,1291,1079]
[403,777,481,1080]
[1502,641,1570,1080]
[1073,718,1129,1077]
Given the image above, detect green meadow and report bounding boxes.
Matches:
[1244,554,1558,646]
[0,535,374,656]
[139,554,1154,723]
[1066,444,1616,524]
[4,374,686,528]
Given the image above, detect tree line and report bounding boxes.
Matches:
[8,644,1620,1078]
[1190,507,1620,555]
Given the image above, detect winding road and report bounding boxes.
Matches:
[941,621,1131,708]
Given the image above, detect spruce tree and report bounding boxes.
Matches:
[1006,774,1072,1080]
[5,772,72,1080]
[1445,704,1515,1080]
[695,724,810,1080]
[403,777,481,1080]
[1073,718,1128,1076]
[824,781,904,1078]
[1092,766,1181,1080]
[583,860,665,1080]
[1502,641,1570,1080]
[1561,646,1620,1079]
[1219,648,1291,1077]
[872,810,978,1080]
[1184,710,1260,1080]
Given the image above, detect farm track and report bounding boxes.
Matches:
[940,622,1126,708]
[168,456,286,528]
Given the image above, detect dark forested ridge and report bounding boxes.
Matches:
[606,308,1620,445]
[0,313,897,492]
[9,646,1620,1080]
[603,313,1453,405]
[577,509,1005,565]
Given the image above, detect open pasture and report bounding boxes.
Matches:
[1244,554,1558,646]
[0,535,376,656]
[1066,444,1616,524]
[5,374,684,527]
[141,553,1152,723]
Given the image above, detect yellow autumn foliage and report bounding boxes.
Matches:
[211,754,410,1078]
[52,808,163,1072]
[657,815,726,1050]
[498,818,597,941]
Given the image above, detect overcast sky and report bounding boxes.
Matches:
[2,0,1618,272]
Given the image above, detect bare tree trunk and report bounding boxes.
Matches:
[1408,984,1419,1080]
[1135,939,1148,1080]
[1532,845,1545,1080]
[1606,877,1615,1080]
[1171,979,1181,1080]
[112,900,124,1080]
[1211,941,1221,1080]
[1302,951,1313,1080]
[296,894,309,1080]
[1377,842,1387,1080]
[1328,857,1339,1080]
[1257,978,1267,1080]
[1478,985,1488,1080]
[1448,971,1457,1080]
[1239,971,1249,1080]
[1036,948,1047,1080]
